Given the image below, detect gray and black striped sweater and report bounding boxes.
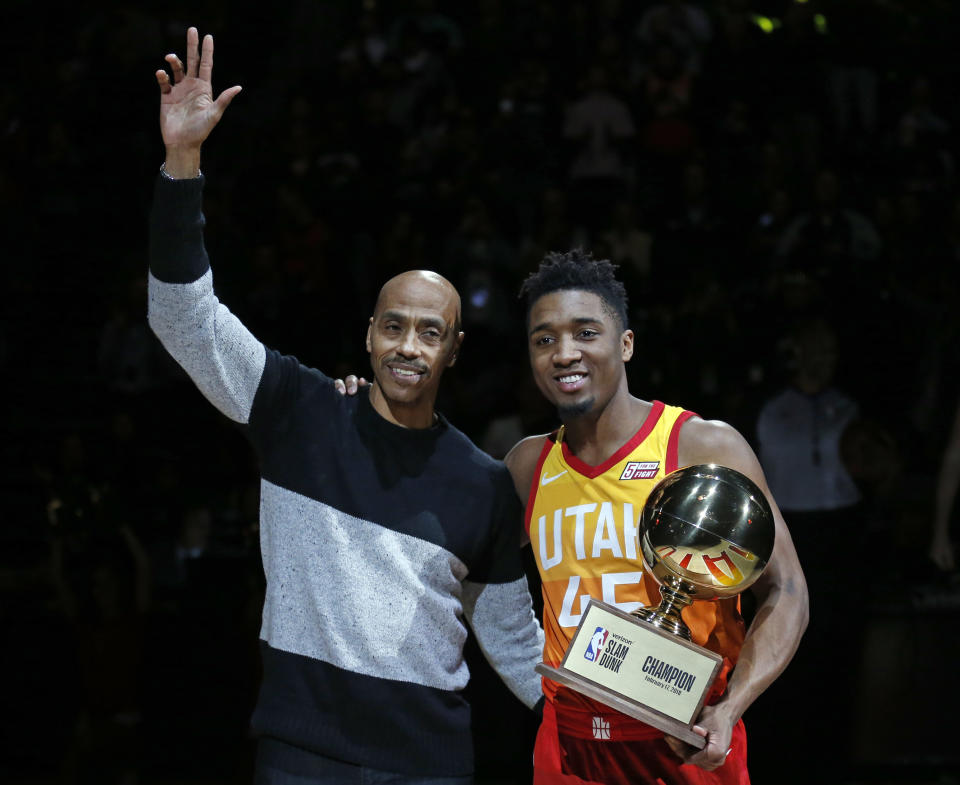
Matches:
[147,173,544,777]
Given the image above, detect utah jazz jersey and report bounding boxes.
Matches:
[525,401,746,740]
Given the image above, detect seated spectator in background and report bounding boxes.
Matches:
[563,64,636,233]
[388,0,463,59]
[756,316,861,518]
[776,168,882,295]
[337,8,389,69]
[636,0,713,74]
[98,276,172,395]
[896,75,953,196]
[52,515,150,785]
[824,0,884,145]
[441,195,516,290]
[930,397,960,572]
[748,188,794,267]
[753,315,863,781]
[597,199,653,287]
[150,501,213,605]
[838,416,914,580]
[637,42,697,162]
[479,373,553,461]
[519,185,589,272]
[652,161,731,309]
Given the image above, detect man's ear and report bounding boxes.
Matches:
[621,329,634,362]
[366,317,374,353]
[448,331,465,367]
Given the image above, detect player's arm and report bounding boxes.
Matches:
[504,435,551,547]
[667,417,809,770]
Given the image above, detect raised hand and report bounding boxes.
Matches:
[155,26,241,177]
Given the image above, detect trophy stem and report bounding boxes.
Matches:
[631,579,693,640]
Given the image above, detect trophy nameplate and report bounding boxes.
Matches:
[536,598,721,748]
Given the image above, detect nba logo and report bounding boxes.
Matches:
[584,627,608,662]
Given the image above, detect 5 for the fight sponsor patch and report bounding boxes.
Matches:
[619,461,659,480]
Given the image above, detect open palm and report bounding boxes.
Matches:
[156,27,241,150]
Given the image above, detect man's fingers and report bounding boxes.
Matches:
[663,736,685,759]
[346,376,369,394]
[664,727,712,766]
[165,54,185,83]
[214,85,243,113]
[156,69,172,94]
[199,33,214,83]
[185,26,200,78]
[333,376,368,396]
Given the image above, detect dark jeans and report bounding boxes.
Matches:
[254,738,474,785]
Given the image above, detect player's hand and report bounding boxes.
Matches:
[664,704,734,771]
[333,375,369,396]
[155,27,241,164]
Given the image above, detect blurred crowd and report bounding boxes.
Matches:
[3,1,960,783]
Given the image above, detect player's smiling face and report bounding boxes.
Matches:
[527,289,633,421]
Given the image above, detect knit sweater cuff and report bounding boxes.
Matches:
[148,172,210,284]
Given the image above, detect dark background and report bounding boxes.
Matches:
[2,1,960,783]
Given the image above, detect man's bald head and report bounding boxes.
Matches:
[374,270,462,334]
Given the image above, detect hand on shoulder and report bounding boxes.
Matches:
[333,375,369,396]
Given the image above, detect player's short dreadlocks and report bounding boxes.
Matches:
[519,248,629,330]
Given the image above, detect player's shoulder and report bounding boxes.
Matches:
[678,414,753,465]
[676,412,773,501]
[504,433,553,473]
[504,432,554,500]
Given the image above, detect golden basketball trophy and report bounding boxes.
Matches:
[535,464,775,748]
